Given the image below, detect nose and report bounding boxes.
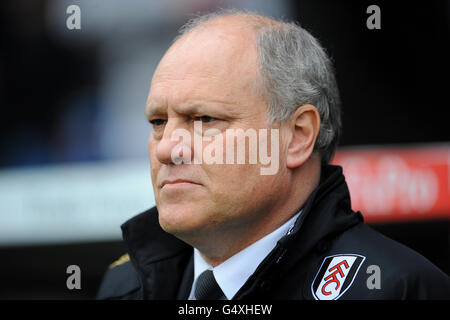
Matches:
[155,120,193,165]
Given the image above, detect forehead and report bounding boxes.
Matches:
[147,22,261,112]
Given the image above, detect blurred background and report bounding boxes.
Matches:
[0,0,448,299]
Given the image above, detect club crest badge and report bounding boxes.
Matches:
[311,254,366,300]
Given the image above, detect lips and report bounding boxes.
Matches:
[161,179,201,188]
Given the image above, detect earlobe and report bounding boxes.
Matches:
[286,104,320,169]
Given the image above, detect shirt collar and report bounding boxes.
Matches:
[190,210,302,300]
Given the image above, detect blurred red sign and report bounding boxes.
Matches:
[332,145,450,223]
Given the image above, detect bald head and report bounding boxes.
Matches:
[149,13,266,114]
[177,11,282,41]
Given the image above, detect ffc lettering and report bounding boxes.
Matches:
[312,254,365,300]
[322,260,349,295]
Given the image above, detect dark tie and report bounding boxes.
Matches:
[195,270,226,300]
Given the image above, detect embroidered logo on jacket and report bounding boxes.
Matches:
[311,254,366,300]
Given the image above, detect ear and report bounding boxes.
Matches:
[285,104,320,169]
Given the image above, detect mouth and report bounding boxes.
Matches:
[161,179,202,188]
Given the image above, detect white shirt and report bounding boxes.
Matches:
[188,210,302,300]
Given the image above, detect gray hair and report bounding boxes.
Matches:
[177,9,342,163]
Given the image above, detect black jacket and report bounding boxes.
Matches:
[97,165,450,300]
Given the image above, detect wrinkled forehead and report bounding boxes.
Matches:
[158,22,258,79]
[148,21,261,108]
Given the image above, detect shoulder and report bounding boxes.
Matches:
[96,254,142,300]
[330,223,450,299]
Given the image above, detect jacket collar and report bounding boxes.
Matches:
[121,164,363,299]
[233,164,363,298]
[121,204,191,299]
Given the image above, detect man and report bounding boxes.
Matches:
[97,10,450,300]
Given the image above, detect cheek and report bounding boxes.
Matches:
[204,163,263,203]
[148,137,158,165]
[148,139,161,186]
[147,134,154,155]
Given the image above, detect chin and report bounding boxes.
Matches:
[157,203,210,238]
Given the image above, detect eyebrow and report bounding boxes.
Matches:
[146,100,232,119]
[176,102,206,115]
[145,100,166,119]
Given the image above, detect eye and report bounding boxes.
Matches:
[195,116,216,123]
[149,119,167,126]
